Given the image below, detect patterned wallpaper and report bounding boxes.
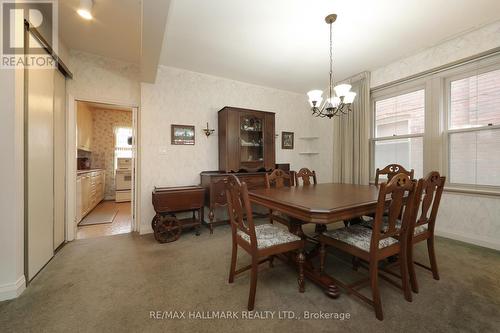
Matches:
[371,21,500,88]
[90,108,132,199]
[139,65,334,234]
[66,50,140,106]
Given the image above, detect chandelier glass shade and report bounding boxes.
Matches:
[307,14,356,118]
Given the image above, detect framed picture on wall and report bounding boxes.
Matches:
[281,131,294,149]
[171,124,195,145]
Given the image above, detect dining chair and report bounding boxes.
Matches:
[294,168,317,186]
[294,168,327,235]
[265,169,294,227]
[225,175,305,311]
[319,173,417,321]
[407,171,445,294]
[357,163,414,227]
[375,164,414,186]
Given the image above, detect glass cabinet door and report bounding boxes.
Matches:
[240,114,264,167]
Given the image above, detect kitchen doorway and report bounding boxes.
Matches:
[67,99,139,240]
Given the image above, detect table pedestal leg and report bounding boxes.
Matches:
[278,252,340,298]
[283,220,341,297]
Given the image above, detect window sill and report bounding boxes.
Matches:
[444,186,500,197]
[369,180,500,197]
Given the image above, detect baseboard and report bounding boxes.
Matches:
[140,224,153,235]
[0,275,26,302]
[435,230,500,251]
[135,221,500,251]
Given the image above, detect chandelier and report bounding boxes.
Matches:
[307,14,356,118]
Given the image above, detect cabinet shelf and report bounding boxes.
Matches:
[241,144,263,147]
[299,152,319,155]
[241,129,263,133]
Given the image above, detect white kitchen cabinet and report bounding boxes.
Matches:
[81,174,91,216]
[76,177,82,223]
[77,101,93,151]
[77,170,106,222]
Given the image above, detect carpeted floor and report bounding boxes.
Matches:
[1,222,499,332]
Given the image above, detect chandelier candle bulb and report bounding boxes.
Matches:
[307,90,323,106]
[334,84,352,98]
[344,91,357,104]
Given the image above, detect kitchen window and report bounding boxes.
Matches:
[372,89,425,179]
[446,68,500,187]
[114,127,133,169]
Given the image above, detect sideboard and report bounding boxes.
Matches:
[200,165,289,233]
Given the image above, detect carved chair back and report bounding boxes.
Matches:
[412,172,446,236]
[371,173,417,253]
[265,169,294,188]
[295,168,317,186]
[225,175,257,249]
[375,164,414,186]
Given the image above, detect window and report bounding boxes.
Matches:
[114,127,133,169]
[372,89,425,179]
[447,69,500,187]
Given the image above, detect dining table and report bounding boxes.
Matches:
[248,183,381,298]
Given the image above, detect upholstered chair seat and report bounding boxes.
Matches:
[237,224,301,249]
[322,225,399,252]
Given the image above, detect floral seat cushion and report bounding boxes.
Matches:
[237,224,301,249]
[359,217,428,235]
[322,225,398,252]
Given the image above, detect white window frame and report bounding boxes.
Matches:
[370,82,427,182]
[114,126,133,170]
[443,62,500,193]
[370,53,500,196]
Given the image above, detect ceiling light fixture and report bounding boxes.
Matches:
[77,0,94,20]
[307,14,356,118]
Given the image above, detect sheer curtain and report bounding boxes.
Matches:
[332,71,370,185]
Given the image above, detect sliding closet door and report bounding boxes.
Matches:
[26,37,55,280]
[53,70,66,250]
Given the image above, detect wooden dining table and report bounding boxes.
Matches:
[248,183,381,298]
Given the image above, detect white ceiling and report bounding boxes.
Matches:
[160,0,500,93]
[59,0,141,63]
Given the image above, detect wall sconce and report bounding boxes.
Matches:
[203,122,215,137]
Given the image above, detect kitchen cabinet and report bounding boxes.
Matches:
[77,170,105,222]
[81,174,91,216]
[77,101,93,151]
[76,177,82,223]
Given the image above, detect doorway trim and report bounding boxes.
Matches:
[66,95,140,241]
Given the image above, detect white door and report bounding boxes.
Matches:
[27,37,55,280]
[53,70,66,250]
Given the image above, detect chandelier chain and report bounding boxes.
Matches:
[329,20,333,102]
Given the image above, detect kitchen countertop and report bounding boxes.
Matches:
[77,169,105,176]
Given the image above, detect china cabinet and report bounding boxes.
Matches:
[218,107,275,172]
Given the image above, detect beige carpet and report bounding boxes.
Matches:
[1,221,499,332]
[79,201,118,226]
